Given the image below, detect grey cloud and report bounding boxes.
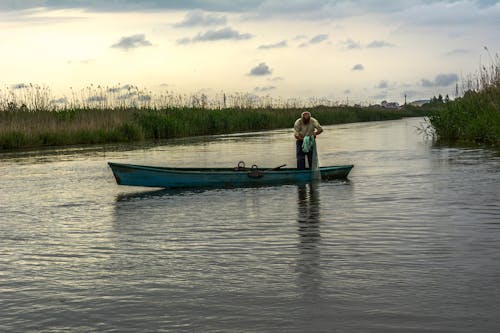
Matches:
[86,95,107,103]
[367,40,395,48]
[342,39,395,50]
[435,73,459,86]
[138,95,152,102]
[309,34,329,44]
[111,34,152,50]
[249,62,272,76]
[445,48,471,56]
[254,86,276,92]
[177,27,252,44]
[294,35,308,40]
[298,34,329,47]
[5,1,500,24]
[376,80,389,89]
[421,79,434,87]
[0,1,264,12]
[12,83,29,89]
[174,10,227,27]
[107,85,134,93]
[352,64,364,71]
[402,90,418,99]
[421,73,459,87]
[50,97,69,104]
[258,40,287,49]
[344,89,351,94]
[342,39,362,49]
[372,92,388,100]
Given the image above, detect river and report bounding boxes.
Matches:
[1,117,499,332]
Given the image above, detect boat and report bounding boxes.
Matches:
[108,161,353,189]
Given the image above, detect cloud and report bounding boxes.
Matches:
[341,39,362,49]
[372,92,388,100]
[421,73,459,87]
[254,86,276,92]
[177,27,252,44]
[445,48,472,56]
[86,95,107,103]
[376,80,389,89]
[367,40,395,48]
[0,1,262,13]
[249,62,272,76]
[342,39,394,50]
[421,79,434,87]
[435,73,459,86]
[258,40,287,49]
[111,34,152,50]
[174,10,227,27]
[352,64,364,71]
[51,97,68,104]
[309,34,329,44]
[298,33,329,47]
[344,89,351,94]
[12,83,29,89]
[402,90,418,99]
[107,84,135,93]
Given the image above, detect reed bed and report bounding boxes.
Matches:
[427,50,500,147]
[0,84,429,150]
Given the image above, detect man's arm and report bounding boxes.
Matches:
[313,119,323,137]
[294,120,303,140]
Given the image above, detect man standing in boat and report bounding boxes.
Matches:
[294,111,323,169]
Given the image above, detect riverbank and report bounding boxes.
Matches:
[0,106,430,150]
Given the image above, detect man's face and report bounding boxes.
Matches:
[302,113,311,124]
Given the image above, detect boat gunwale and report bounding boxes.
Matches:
[108,162,353,175]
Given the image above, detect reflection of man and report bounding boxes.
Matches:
[294,112,323,169]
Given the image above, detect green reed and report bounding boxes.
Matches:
[427,51,500,147]
[0,84,430,150]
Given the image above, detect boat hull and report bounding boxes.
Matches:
[108,162,353,189]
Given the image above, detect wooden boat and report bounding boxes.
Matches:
[108,161,353,189]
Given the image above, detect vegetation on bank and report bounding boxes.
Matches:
[0,102,430,150]
[426,52,500,147]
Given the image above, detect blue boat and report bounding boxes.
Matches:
[108,161,353,189]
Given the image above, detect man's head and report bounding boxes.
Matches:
[301,111,311,124]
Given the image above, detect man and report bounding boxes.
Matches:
[294,111,323,169]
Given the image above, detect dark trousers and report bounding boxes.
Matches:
[296,140,313,169]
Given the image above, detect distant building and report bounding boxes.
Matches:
[408,99,430,107]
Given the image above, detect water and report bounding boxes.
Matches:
[1,118,499,332]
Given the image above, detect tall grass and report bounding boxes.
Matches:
[428,50,500,146]
[0,85,430,150]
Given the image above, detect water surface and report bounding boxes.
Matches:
[1,118,499,332]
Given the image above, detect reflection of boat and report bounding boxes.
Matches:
[108,162,353,189]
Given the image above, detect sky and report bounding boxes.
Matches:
[0,0,499,105]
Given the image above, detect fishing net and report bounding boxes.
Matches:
[311,138,320,180]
